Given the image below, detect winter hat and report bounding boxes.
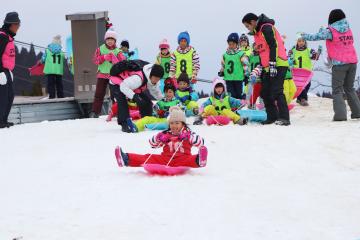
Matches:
[159,39,170,49]
[177,72,190,85]
[104,29,117,41]
[328,9,346,25]
[4,12,20,24]
[121,39,130,49]
[52,35,62,45]
[227,33,239,44]
[177,31,190,45]
[164,83,176,93]
[239,34,249,44]
[168,106,186,123]
[150,64,164,78]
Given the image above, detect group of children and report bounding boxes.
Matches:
[93,25,328,132]
[114,8,360,170]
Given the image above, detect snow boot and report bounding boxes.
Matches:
[126,118,138,133]
[193,116,203,125]
[89,111,99,118]
[235,117,248,125]
[275,119,291,126]
[121,121,132,133]
[196,146,208,167]
[0,122,9,128]
[115,146,129,167]
[261,119,276,125]
[300,99,309,106]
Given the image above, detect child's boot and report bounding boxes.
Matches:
[196,146,208,167]
[193,116,204,125]
[115,146,129,167]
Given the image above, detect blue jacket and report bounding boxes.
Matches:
[41,43,62,64]
[302,19,351,65]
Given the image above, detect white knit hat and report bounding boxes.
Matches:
[52,35,62,45]
[104,30,117,41]
[168,106,186,123]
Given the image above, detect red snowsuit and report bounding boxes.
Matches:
[127,128,204,167]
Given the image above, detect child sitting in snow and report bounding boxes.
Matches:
[193,78,248,125]
[175,73,199,116]
[154,84,182,118]
[130,84,183,132]
[115,106,208,168]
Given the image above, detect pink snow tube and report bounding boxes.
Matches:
[143,164,190,175]
[205,115,231,126]
[292,68,313,99]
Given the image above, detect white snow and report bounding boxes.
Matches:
[1,96,360,240]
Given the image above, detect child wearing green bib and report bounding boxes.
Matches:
[91,30,125,118]
[170,31,200,84]
[175,73,199,116]
[288,37,320,106]
[156,39,172,94]
[41,35,65,99]
[154,84,182,118]
[239,33,253,57]
[218,33,249,100]
[193,77,247,125]
[130,84,181,132]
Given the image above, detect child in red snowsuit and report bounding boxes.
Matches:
[115,106,208,168]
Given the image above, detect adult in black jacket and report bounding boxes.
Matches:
[0,12,20,128]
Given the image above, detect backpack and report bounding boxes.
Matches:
[110,59,149,77]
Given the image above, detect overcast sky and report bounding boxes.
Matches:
[2,0,359,92]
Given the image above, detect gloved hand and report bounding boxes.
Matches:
[133,94,145,107]
[191,77,197,84]
[218,71,224,77]
[250,66,261,82]
[269,61,277,78]
[157,109,165,118]
[156,132,171,143]
[0,72,7,85]
[128,51,135,57]
[250,74,257,84]
[178,131,191,141]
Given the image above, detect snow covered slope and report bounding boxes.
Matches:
[0,96,359,240]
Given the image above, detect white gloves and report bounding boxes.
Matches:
[0,72,7,85]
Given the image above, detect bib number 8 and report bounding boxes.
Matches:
[180,59,187,73]
[164,62,170,73]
